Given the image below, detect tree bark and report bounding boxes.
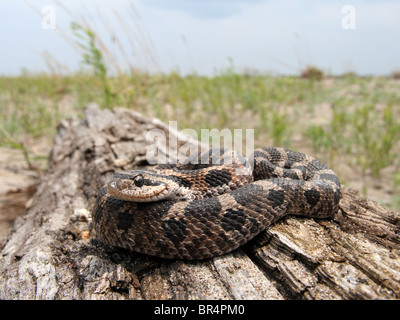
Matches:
[0,104,399,300]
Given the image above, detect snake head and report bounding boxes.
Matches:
[106,172,170,202]
[106,171,190,202]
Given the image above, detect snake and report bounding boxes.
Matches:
[92,147,341,260]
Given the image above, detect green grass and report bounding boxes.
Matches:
[0,71,323,146]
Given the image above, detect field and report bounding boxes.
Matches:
[1,69,400,211]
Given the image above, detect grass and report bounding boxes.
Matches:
[1,17,399,211]
[0,71,324,147]
[2,71,400,208]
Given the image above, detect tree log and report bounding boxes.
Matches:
[0,104,399,300]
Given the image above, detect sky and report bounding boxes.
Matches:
[0,0,399,76]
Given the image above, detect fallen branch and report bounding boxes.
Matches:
[1,104,399,299]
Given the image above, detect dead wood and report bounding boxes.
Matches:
[0,104,399,300]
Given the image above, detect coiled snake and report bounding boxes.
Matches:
[92,147,341,260]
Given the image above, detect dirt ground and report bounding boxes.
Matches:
[0,146,43,247]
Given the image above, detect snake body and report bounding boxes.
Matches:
[92,147,341,260]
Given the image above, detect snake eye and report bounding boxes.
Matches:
[132,174,144,187]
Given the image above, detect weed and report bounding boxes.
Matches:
[71,22,115,107]
[390,70,400,79]
[352,103,400,178]
[392,172,400,211]
[300,66,324,81]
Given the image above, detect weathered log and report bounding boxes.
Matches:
[0,103,399,300]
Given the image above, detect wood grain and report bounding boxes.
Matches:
[1,104,399,300]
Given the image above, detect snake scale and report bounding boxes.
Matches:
[92,147,341,260]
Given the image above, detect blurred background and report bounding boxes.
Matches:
[0,0,399,241]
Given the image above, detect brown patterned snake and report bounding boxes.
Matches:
[92,147,341,260]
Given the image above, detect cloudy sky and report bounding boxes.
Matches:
[1,0,399,76]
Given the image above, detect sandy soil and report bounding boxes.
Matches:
[0,147,43,247]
